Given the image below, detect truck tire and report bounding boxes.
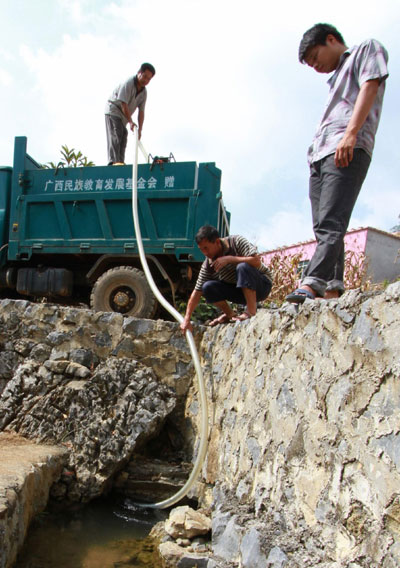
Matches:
[90,266,157,319]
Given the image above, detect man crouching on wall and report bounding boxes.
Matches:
[180,225,273,333]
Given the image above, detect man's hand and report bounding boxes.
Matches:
[180,316,193,334]
[334,132,357,167]
[212,255,261,271]
[180,289,202,334]
[129,120,137,132]
[212,255,234,271]
[334,79,380,168]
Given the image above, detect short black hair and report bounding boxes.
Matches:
[195,225,220,244]
[139,62,156,76]
[298,23,345,63]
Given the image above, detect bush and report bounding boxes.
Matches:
[263,252,303,306]
[343,250,372,291]
[262,249,372,305]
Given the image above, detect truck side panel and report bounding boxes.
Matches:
[0,167,12,259]
[8,137,229,264]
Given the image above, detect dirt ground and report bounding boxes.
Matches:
[0,431,67,476]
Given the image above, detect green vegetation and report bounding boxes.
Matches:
[177,296,219,324]
[42,145,95,169]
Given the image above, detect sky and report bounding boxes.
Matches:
[1,0,399,251]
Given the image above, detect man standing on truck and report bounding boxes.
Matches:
[105,63,156,165]
[285,23,388,304]
[180,225,272,333]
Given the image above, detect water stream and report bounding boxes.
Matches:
[15,494,168,567]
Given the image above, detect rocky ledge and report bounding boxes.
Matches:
[0,432,67,568]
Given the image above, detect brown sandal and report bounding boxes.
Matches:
[232,311,254,322]
[207,313,234,327]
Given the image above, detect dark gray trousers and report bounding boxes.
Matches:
[302,149,371,296]
[105,115,128,165]
[202,263,272,304]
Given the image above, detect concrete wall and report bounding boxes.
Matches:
[262,227,400,286]
[365,230,400,283]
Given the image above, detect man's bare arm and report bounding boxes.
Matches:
[180,289,203,333]
[212,254,261,272]
[335,78,380,168]
[121,102,135,131]
[138,109,145,139]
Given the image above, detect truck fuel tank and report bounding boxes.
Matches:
[16,267,73,297]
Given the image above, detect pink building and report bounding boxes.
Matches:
[262,227,400,284]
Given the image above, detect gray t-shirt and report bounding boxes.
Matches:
[308,39,389,164]
[105,75,147,126]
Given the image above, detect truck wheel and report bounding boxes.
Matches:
[90,266,157,319]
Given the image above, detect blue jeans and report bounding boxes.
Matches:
[202,263,272,304]
[302,149,371,297]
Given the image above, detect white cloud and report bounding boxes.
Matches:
[242,204,313,252]
[0,68,13,86]
[57,0,85,23]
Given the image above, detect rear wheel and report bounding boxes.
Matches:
[90,266,157,319]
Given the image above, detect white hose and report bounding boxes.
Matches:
[131,129,209,509]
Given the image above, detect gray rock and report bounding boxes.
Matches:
[123,317,154,335]
[335,305,355,324]
[2,356,176,501]
[93,331,112,347]
[46,331,72,346]
[246,438,261,465]
[241,527,268,568]
[44,360,69,373]
[30,343,52,363]
[0,351,20,381]
[112,337,135,356]
[177,554,210,567]
[385,280,400,301]
[65,362,91,378]
[69,348,96,369]
[212,514,241,562]
[349,302,384,351]
[13,339,35,356]
[266,546,288,567]
[369,432,400,470]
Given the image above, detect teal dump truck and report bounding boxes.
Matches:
[0,137,230,318]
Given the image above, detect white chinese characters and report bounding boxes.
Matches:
[44,175,175,192]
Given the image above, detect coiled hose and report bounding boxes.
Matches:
[131,129,209,509]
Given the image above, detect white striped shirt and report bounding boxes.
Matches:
[195,235,272,291]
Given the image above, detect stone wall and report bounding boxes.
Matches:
[0,299,200,504]
[1,282,400,567]
[196,282,400,567]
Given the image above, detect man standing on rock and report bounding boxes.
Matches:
[180,225,273,333]
[286,23,388,304]
[105,62,156,165]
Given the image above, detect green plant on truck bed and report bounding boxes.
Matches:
[42,145,95,169]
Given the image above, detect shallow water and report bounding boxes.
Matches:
[15,495,168,568]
